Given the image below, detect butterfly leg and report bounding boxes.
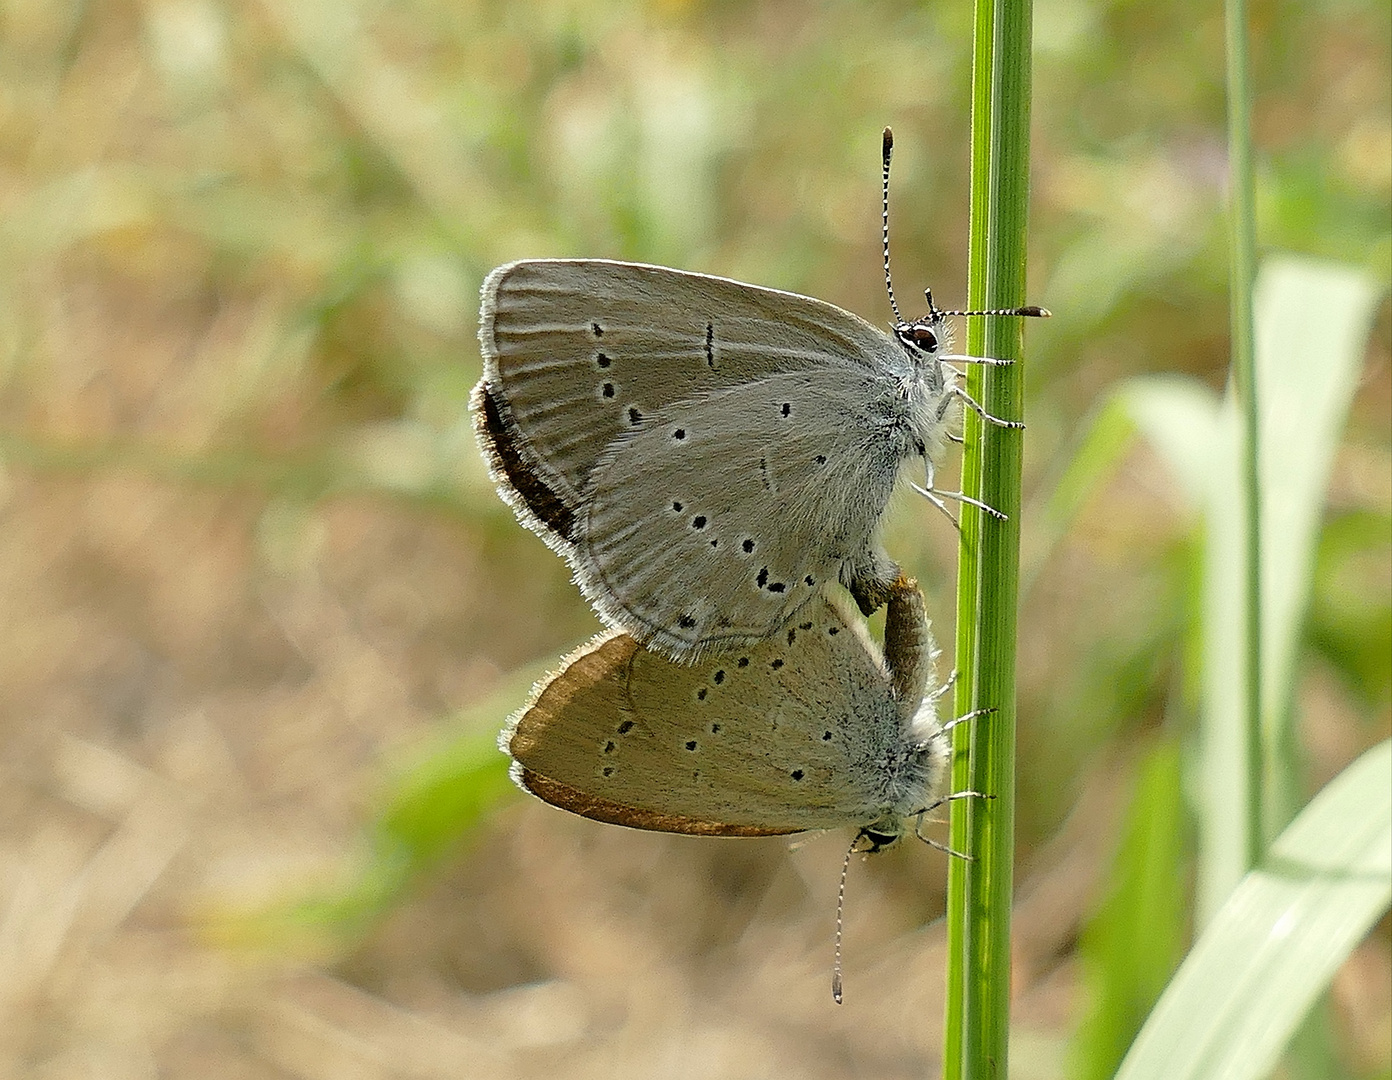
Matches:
[911,831,973,861]
[931,668,959,702]
[938,706,995,738]
[910,457,1008,522]
[950,384,1024,430]
[909,788,996,859]
[938,352,1014,367]
[911,457,963,530]
[910,481,1008,522]
[909,807,973,861]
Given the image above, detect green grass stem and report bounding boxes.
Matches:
[943,0,1038,1075]
[1224,0,1264,873]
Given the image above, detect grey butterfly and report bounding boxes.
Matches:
[500,578,950,853]
[473,129,1046,660]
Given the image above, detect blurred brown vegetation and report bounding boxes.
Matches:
[0,1,1387,1078]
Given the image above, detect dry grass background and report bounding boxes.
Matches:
[0,1,1387,1077]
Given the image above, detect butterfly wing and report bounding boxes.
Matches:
[502,591,910,836]
[473,259,904,553]
[574,369,911,656]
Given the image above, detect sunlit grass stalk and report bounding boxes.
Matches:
[1224,0,1264,873]
[943,0,1036,1074]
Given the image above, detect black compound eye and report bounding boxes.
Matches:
[910,326,938,351]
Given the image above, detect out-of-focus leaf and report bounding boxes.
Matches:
[347,654,560,912]
[1022,375,1217,598]
[1072,737,1188,1080]
[206,655,554,949]
[1023,391,1148,594]
[1196,257,1381,922]
[1114,739,1392,1080]
[1118,376,1223,510]
[1250,259,1383,745]
[1308,510,1392,711]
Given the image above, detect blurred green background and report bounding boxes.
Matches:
[0,1,1386,1077]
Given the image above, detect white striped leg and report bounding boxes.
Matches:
[911,458,1007,524]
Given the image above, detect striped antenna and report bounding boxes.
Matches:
[926,287,1051,321]
[882,127,1051,324]
[881,127,904,326]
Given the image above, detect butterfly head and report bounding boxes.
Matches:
[892,312,950,359]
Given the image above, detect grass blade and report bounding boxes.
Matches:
[1250,260,1383,838]
[1072,738,1188,1080]
[1223,0,1264,883]
[1115,739,1392,1080]
[944,0,1039,1073]
[1197,258,1381,923]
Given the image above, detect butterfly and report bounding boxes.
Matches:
[501,577,950,853]
[473,129,1046,660]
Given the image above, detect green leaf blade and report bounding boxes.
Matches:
[1115,739,1392,1080]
